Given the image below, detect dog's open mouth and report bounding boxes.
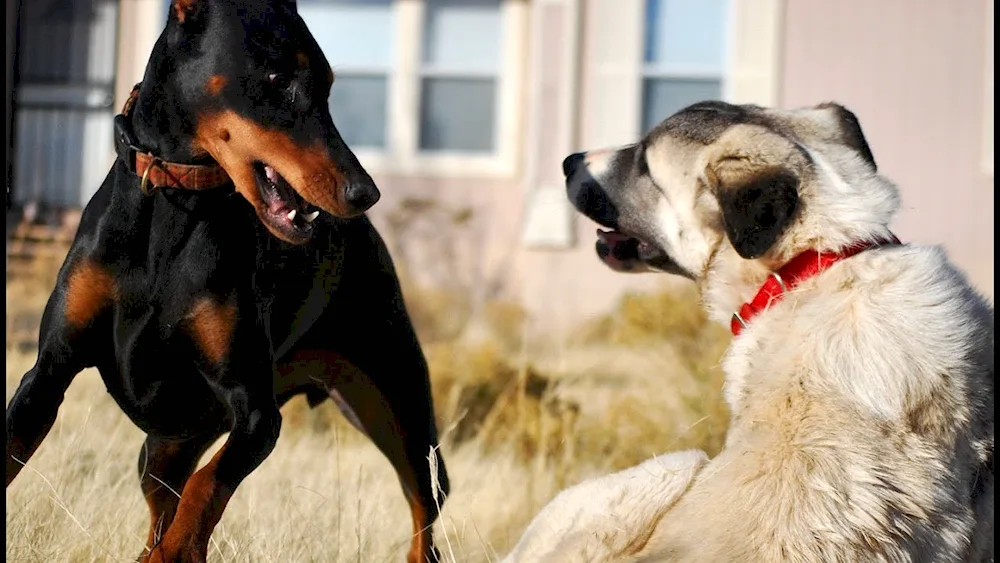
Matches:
[252,162,320,243]
[595,229,673,273]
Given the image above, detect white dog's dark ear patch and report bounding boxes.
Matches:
[716,167,800,259]
[816,102,877,171]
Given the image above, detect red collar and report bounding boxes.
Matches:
[114,83,231,195]
[730,234,902,336]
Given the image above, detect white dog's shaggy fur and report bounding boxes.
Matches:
[504,102,994,562]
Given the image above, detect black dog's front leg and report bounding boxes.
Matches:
[6,353,82,486]
[137,433,221,554]
[7,257,112,486]
[144,383,281,563]
[143,299,282,563]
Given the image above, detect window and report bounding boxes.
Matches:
[298,0,526,177]
[641,0,729,133]
[298,0,394,149]
[419,0,502,153]
[577,0,779,149]
[561,0,780,247]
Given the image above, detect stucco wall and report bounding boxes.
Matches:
[781,0,994,298]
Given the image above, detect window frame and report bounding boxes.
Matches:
[296,0,400,152]
[345,0,528,178]
[638,0,734,134]
[558,0,782,249]
[577,0,782,150]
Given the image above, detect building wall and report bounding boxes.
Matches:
[365,0,672,337]
[781,0,994,298]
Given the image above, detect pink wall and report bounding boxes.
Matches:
[365,2,674,336]
[366,169,671,336]
[781,0,994,297]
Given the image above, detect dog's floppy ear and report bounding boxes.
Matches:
[815,102,877,171]
[711,161,800,260]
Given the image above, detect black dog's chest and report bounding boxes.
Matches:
[92,218,333,439]
[102,363,228,440]
[97,297,230,438]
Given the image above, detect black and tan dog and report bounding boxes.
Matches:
[5,1,449,561]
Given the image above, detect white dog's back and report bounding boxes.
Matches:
[505,244,993,563]
[644,244,993,562]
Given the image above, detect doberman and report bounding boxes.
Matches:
[5,1,449,561]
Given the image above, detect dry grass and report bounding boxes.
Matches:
[5,234,731,562]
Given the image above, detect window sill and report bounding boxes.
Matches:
[521,184,576,249]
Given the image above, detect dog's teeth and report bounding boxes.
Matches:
[303,210,320,223]
[287,209,297,221]
[265,166,278,183]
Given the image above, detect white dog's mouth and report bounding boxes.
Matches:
[595,229,672,273]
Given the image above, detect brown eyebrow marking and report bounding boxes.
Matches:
[173,0,196,23]
[296,52,310,68]
[205,75,227,96]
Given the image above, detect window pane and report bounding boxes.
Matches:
[644,0,726,70]
[419,77,496,152]
[330,74,388,148]
[422,0,502,73]
[641,77,721,133]
[298,0,394,69]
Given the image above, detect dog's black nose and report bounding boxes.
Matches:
[345,182,380,212]
[562,153,585,177]
[566,179,619,229]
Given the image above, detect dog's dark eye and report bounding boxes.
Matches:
[266,72,292,89]
[636,145,650,176]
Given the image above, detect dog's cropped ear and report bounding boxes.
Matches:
[815,102,877,171]
[710,161,800,260]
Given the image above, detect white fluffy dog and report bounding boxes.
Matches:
[503,102,994,563]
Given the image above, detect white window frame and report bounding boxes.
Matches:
[538,0,782,248]
[350,0,528,179]
[579,0,783,149]
[520,0,582,249]
[638,0,734,134]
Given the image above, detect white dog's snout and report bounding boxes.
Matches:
[582,147,615,177]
